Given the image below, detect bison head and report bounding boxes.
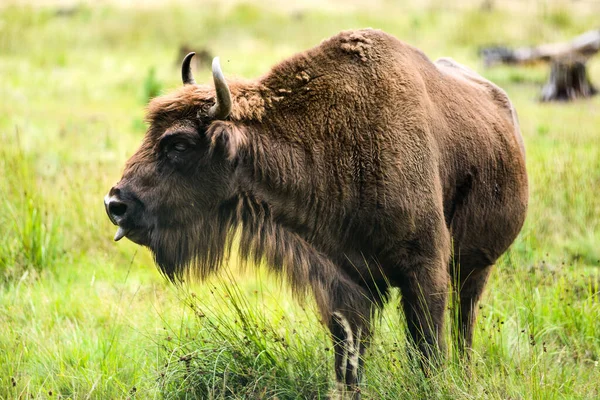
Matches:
[104,53,246,279]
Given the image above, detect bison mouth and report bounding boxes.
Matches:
[114,226,150,246]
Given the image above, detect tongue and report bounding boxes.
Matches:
[114,227,127,241]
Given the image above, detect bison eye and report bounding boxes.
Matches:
[172,142,188,152]
[165,140,191,162]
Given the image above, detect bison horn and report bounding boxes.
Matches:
[181,52,196,85]
[208,57,232,120]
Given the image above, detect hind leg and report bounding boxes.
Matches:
[399,260,449,371]
[451,263,493,357]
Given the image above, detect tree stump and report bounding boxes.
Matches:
[479,29,600,102]
[541,58,597,102]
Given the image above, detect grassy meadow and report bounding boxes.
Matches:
[1,1,599,398]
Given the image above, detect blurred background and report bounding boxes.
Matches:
[1,0,599,398]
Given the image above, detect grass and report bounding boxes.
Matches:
[1,0,599,398]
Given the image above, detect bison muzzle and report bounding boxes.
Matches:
[105,29,528,398]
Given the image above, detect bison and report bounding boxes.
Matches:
[105,29,528,398]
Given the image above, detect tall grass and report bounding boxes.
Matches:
[0,129,62,280]
[158,275,331,399]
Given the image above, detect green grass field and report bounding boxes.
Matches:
[1,1,599,398]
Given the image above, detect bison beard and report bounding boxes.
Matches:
[105,29,528,399]
[151,193,372,325]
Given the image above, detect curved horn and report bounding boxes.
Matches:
[181,52,196,85]
[208,57,232,120]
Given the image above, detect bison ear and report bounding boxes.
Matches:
[206,121,247,161]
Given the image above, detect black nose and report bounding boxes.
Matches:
[104,188,136,226]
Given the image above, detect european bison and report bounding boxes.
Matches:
[105,29,528,398]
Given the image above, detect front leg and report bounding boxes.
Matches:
[303,252,376,399]
[328,308,370,399]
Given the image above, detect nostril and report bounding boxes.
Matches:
[109,186,121,197]
[109,201,128,218]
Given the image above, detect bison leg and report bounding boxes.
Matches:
[329,308,370,399]
[452,263,492,358]
[399,264,449,372]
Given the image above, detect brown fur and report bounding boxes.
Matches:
[106,29,528,398]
